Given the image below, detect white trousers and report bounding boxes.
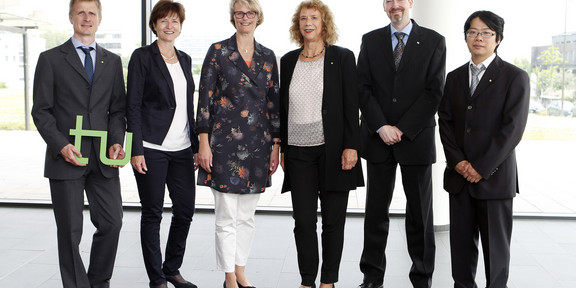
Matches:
[213,189,261,272]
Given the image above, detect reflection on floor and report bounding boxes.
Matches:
[0,206,575,288]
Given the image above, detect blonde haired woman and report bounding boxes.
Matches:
[280,1,364,287]
[196,1,280,287]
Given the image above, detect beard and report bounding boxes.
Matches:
[387,9,405,23]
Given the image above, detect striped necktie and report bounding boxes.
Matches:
[470,63,485,95]
[393,32,406,70]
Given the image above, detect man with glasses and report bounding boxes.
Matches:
[438,10,530,288]
[31,0,126,287]
[357,0,446,287]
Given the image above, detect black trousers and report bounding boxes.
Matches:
[135,147,196,286]
[285,145,350,286]
[50,146,123,288]
[360,158,435,288]
[450,189,513,288]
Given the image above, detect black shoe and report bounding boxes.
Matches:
[237,281,255,288]
[165,274,197,288]
[358,282,383,288]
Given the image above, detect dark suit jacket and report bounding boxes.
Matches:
[32,39,126,180]
[358,20,446,165]
[438,55,530,199]
[126,41,198,156]
[280,45,364,192]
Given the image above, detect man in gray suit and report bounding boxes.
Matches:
[31,0,126,287]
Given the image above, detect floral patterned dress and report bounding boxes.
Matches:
[196,34,280,194]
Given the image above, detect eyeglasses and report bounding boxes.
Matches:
[466,30,496,39]
[234,11,257,19]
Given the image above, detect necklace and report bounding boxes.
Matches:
[161,53,175,61]
[301,46,325,58]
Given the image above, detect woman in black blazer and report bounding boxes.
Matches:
[126,1,198,288]
[279,1,364,288]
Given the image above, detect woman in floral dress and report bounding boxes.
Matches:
[195,1,280,288]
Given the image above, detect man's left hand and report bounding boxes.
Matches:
[108,144,125,168]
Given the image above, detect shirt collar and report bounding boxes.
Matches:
[469,53,496,69]
[391,20,413,38]
[71,37,96,50]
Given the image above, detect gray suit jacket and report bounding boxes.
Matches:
[32,39,126,180]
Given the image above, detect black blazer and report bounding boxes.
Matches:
[438,55,530,199]
[126,41,198,156]
[280,45,364,192]
[358,20,446,165]
[32,39,126,179]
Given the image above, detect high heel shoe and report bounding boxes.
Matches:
[237,281,256,288]
[165,274,197,288]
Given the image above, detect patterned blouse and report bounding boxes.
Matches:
[196,34,280,194]
[288,57,325,146]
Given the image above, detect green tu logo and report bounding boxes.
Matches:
[69,115,133,166]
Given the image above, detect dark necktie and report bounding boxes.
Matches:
[80,47,94,84]
[393,32,406,70]
[470,64,485,96]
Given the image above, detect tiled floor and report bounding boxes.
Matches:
[0,206,575,288]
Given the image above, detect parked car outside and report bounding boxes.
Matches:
[547,100,574,117]
[529,100,545,114]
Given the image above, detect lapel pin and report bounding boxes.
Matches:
[101,61,104,64]
[417,41,420,44]
[331,62,334,65]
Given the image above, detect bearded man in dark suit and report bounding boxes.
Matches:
[439,10,529,288]
[357,0,446,287]
[31,0,126,287]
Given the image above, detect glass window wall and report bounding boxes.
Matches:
[1,0,574,216]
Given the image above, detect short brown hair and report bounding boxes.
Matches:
[149,0,186,36]
[229,0,264,28]
[69,0,102,18]
[289,0,338,46]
